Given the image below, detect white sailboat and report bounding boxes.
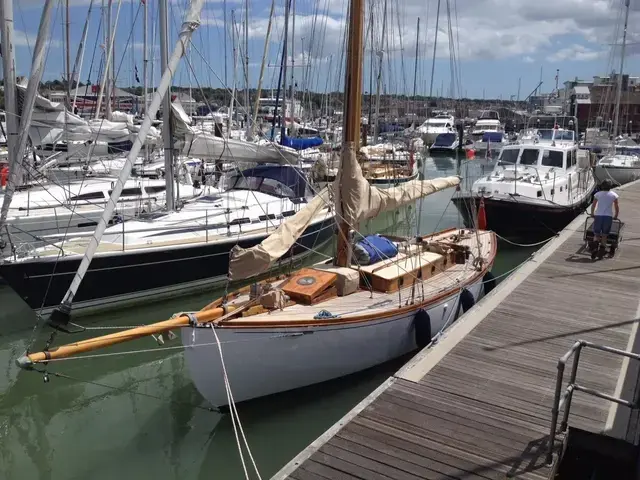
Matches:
[594,0,640,186]
[17,0,497,409]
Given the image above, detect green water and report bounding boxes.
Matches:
[0,155,535,480]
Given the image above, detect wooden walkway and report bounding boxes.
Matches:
[273,181,640,480]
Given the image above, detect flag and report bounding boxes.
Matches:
[135,65,140,83]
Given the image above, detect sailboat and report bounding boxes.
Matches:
[594,0,640,186]
[17,0,497,407]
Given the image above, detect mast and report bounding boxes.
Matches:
[335,0,364,267]
[280,0,290,140]
[71,0,95,112]
[289,0,296,136]
[613,0,630,139]
[373,0,387,142]
[428,0,441,99]
[228,10,237,140]
[249,0,276,139]
[0,0,17,181]
[48,0,205,326]
[95,0,121,120]
[159,0,174,211]
[412,17,420,121]
[0,0,54,232]
[243,0,250,137]
[105,0,113,120]
[66,0,71,107]
[143,0,149,160]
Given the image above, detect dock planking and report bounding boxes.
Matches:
[273,180,640,480]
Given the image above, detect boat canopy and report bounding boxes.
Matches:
[433,133,456,146]
[228,165,310,199]
[482,132,503,143]
[280,135,323,150]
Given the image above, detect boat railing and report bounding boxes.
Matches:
[14,200,305,254]
[547,340,640,465]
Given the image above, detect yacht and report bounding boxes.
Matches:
[453,120,596,238]
[1,164,203,253]
[594,153,640,186]
[470,110,503,142]
[429,132,460,154]
[0,165,334,315]
[417,113,455,145]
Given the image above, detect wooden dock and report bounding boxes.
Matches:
[273,181,640,480]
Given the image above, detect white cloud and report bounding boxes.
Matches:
[522,56,535,63]
[547,44,604,62]
[234,0,640,64]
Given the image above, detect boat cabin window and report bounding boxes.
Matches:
[109,187,142,196]
[498,148,519,165]
[537,130,554,141]
[230,175,296,198]
[259,178,296,197]
[69,191,106,202]
[541,150,564,168]
[567,150,576,168]
[144,185,167,194]
[519,149,540,166]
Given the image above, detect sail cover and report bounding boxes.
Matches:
[335,142,460,226]
[280,135,323,150]
[228,188,331,280]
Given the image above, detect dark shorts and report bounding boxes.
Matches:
[593,215,613,235]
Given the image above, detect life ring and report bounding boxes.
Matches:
[483,271,496,295]
[459,288,475,313]
[414,308,432,349]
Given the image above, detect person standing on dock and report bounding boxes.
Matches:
[590,179,620,259]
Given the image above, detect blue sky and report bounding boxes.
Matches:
[13,0,640,99]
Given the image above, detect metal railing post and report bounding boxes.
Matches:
[547,359,566,465]
[560,346,583,432]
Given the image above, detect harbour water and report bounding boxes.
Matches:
[0,154,538,480]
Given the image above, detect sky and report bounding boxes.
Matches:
[11,0,640,100]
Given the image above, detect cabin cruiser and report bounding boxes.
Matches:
[429,133,459,153]
[473,131,507,159]
[452,123,596,238]
[0,162,206,254]
[0,165,334,315]
[417,113,455,145]
[470,110,503,142]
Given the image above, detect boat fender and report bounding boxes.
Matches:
[460,288,475,313]
[414,308,432,349]
[483,272,496,296]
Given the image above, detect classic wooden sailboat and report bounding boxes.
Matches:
[17,0,497,407]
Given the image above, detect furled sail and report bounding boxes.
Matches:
[171,102,299,164]
[228,188,331,280]
[335,142,460,226]
[16,83,161,147]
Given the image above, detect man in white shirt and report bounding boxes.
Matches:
[590,179,620,259]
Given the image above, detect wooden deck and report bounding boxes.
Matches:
[273,180,640,480]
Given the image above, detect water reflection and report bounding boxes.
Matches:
[0,153,527,480]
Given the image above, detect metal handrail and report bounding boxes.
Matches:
[546,340,640,465]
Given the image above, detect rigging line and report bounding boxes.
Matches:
[211,324,263,480]
[30,366,218,413]
[186,38,458,285]
[495,233,555,248]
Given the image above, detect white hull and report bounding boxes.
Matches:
[182,276,485,407]
[594,166,640,186]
